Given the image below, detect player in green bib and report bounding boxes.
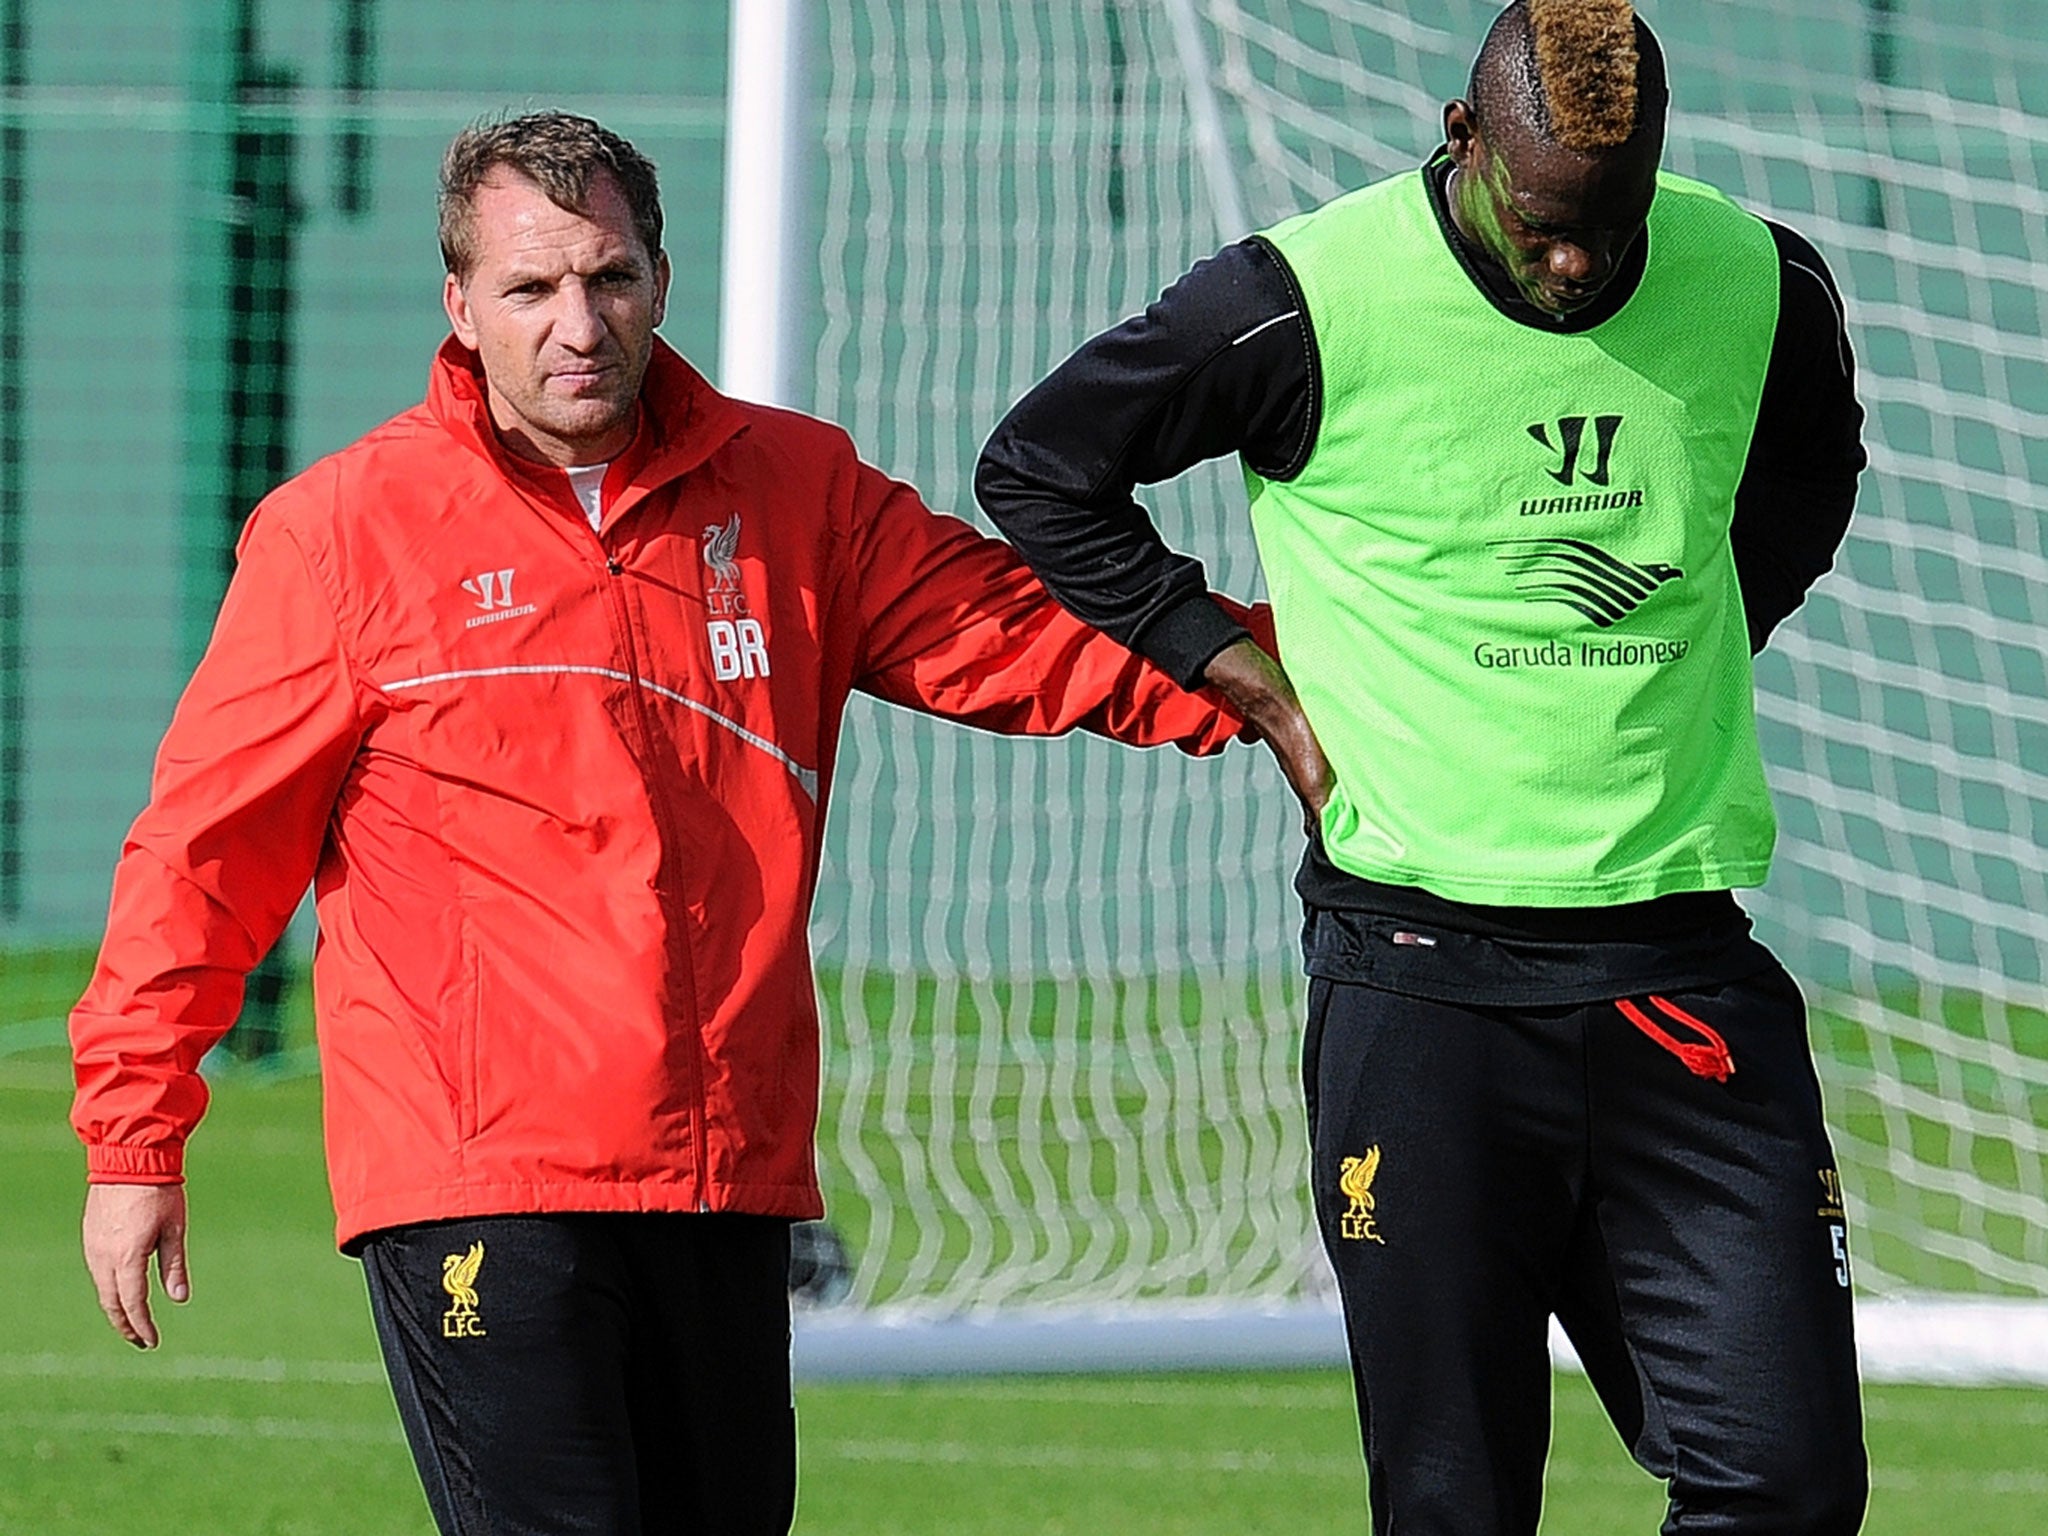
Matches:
[980,2,1870,1531]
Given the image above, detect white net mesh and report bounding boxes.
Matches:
[807,0,2048,1310]
[808,1,1311,1312]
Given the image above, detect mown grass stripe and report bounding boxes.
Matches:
[10,1407,2047,1501]
[814,1436,1365,1479]
[0,1410,401,1445]
[844,1377,1353,1410]
[0,1017,64,1055]
[1863,1394,2048,1426]
[1869,1467,2048,1496]
[815,1436,2048,1497]
[0,1352,387,1386]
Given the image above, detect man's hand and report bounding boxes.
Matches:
[82,1183,190,1349]
[1203,637,1335,825]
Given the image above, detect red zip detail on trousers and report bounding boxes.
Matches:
[1616,995,1736,1083]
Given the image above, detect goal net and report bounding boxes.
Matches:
[804,0,2048,1322]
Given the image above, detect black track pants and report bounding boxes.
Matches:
[359,1212,796,1536]
[1305,963,1868,1535]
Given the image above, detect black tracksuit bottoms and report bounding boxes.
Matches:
[1305,962,1868,1535]
[358,1212,796,1536]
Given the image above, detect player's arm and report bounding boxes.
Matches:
[973,239,1333,812]
[72,513,366,1346]
[844,451,1254,754]
[1729,225,1867,652]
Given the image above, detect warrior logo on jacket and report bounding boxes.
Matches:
[460,569,537,629]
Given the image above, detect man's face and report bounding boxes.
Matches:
[1445,102,1659,319]
[443,168,671,467]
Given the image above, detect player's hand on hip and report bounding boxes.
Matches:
[82,1183,190,1349]
[1202,637,1335,828]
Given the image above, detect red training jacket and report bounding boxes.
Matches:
[70,338,1249,1247]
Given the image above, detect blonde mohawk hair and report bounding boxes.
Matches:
[1526,0,1641,149]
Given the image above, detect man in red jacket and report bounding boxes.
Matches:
[70,111,1258,1535]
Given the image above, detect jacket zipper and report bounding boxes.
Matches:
[598,542,715,1210]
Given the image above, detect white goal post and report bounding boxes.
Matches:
[720,0,2048,1382]
[719,0,808,408]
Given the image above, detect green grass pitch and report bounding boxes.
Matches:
[3,956,2045,1533]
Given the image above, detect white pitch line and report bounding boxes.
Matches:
[0,1410,402,1446]
[0,1353,387,1386]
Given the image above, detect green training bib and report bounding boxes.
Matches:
[1250,169,1781,905]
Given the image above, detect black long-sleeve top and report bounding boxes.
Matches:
[976,156,1867,991]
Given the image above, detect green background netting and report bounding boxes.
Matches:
[2,1,2043,1308]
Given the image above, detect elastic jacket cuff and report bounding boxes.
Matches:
[1139,594,1253,690]
[85,1143,187,1183]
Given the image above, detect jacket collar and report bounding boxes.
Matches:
[426,335,753,515]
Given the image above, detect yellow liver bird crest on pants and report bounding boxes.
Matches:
[441,1240,487,1338]
[1339,1147,1385,1243]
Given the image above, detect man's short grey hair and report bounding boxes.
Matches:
[438,111,664,280]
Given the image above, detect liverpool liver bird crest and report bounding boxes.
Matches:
[440,1240,487,1337]
[702,514,743,593]
[1339,1147,1385,1243]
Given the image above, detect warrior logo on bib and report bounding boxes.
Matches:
[1528,413,1623,486]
